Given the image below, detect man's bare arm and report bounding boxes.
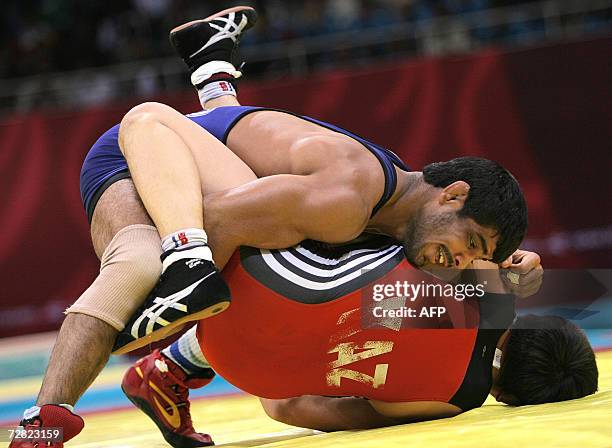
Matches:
[259,396,461,431]
[204,171,374,250]
[259,396,403,431]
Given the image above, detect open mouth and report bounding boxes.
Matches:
[435,245,453,268]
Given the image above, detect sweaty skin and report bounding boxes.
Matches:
[119,99,508,271]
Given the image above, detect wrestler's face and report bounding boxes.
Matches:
[402,184,498,272]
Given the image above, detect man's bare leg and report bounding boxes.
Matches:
[118,5,251,241]
[118,107,204,237]
[36,314,117,406]
[30,133,257,427]
[37,315,115,406]
[111,103,261,354]
[38,29,250,406]
[37,180,156,406]
[118,101,252,237]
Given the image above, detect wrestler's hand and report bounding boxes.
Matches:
[499,249,543,298]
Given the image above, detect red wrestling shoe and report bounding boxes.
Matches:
[8,404,84,448]
[121,349,215,448]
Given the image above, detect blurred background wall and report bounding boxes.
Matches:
[1,0,611,338]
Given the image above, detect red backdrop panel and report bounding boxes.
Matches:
[1,36,610,337]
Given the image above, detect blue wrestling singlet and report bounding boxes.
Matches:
[80,106,410,222]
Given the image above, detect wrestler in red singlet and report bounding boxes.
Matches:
[198,236,515,411]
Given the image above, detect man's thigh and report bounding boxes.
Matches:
[90,178,153,259]
[90,176,253,269]
[182,121,258,196]
[122,102,258,199]
[69,178,161,330]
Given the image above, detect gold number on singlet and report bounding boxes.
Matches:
[326,341,394,389]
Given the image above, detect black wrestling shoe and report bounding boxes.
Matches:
[169,6,257,79]
[113,249,231,355]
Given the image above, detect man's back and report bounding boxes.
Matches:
[200,240,513,411]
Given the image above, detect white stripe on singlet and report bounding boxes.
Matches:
[275,244,400,277]
[259,245,403,291]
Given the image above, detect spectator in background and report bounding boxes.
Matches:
[1,0,610,110]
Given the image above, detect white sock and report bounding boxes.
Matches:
[23,406,41,420]
[191,62,241,108]
[191,61,242,86]
[23,404,74,420]
[197,80,237,109]
[162,326,213,376]
[161,228,208,252]
[161,228,213,272]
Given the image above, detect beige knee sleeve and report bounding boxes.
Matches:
[66,225,162,331]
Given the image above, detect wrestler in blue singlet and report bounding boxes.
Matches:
[80,106,410,221]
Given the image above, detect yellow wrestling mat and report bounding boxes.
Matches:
[69,350,612,448]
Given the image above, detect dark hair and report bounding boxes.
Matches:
[422,157,527,263]
[498,315,598,405]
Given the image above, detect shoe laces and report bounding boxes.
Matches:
[155,357,197,430]
[19,414,42,428]
[169,380,197,431]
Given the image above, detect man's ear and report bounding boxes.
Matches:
[437,181,470,209]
